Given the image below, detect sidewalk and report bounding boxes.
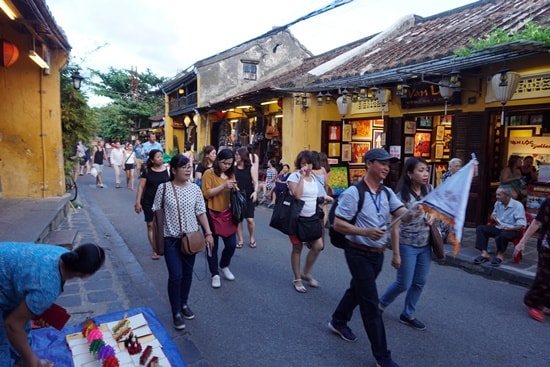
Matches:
[0,192,208,366]
[0,189,539,365]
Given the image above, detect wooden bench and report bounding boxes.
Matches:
[42,229,78,249]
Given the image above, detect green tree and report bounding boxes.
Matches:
[60,63,96,172]
[89,67,166,142]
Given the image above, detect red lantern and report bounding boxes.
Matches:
[1,39,19,68]
[216,111,226,120]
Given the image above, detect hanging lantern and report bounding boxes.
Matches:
[336,96,350,117]
[1,39,19,68]
[491,70,520,105]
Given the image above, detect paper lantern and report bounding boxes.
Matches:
[1,39,19,68]
[491,71,520,105]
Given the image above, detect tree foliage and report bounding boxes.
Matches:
[89,67,166,142]
[60,63,96,171]
[454,21,550,58]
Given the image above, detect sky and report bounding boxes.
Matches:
[46,0,477,104]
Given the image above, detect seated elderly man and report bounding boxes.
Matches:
[473,186,526,267]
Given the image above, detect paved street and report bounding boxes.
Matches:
[51,167,546,367]
[3,166,545,367]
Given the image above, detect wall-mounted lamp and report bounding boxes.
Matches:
[178,88,185,95]
[395,79,410,97]
[71,71,84,90]
[316,92,324,106]
[294,93,310,111]
[1,38,19,67]
[324,91,332,104]
[377,89,391,118]
[491,69,520,124]
[0,0,20,20]
[29,50,49,69]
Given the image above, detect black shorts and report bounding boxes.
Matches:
[125,163,135,171]
[244,199,255,219]
[143,204,154,222]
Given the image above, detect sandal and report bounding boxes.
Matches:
[293,279,307,293]
[490,257,503,267]
[236,243,244,249]
[473,255,489,265]
[301,274,320,288]
[249,241,257,248]
[151,252,160,260]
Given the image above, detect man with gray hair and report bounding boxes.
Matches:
[473,185,526,267]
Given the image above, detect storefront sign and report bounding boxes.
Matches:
[400,83,461,109]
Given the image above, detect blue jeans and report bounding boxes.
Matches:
[331,246,391,361]
[207,232,237,276]
[379,244,432,319]
[163,237,196,316]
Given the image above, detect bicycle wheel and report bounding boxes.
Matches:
[65,175,78,202]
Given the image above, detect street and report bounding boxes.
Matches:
[78,167,548,367]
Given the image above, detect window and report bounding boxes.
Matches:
[241,60,258,81]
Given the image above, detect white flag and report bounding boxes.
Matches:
[419,155,479,256]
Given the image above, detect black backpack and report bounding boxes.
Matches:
[328,181,390,249]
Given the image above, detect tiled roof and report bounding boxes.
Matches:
[314,0,550,84]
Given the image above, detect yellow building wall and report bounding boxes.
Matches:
[0,27,67,198]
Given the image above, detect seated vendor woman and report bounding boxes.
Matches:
[0,242,105,367]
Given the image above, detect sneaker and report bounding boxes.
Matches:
[173,312,186,330]
[376,357,400,367]
[399,314,426,330]
[211,275,221,288]
[328,320,357,342]
[220,267,235,281]
[181,304,195,320]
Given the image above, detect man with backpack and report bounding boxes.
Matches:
[328,148,408,367]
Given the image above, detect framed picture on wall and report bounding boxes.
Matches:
[349,168,366,184]
[414,132,431,157]
[328,125,341,141]
[328,142,341,158]
[351,142,371,164]
[435,143,444,159]
[328,166,349,196]
[342,124,352,142]
[404,120,416,134]
[373,130,384,148]
[417,116,433,128]
[436,125,445,141]
[373,119,385,127]
[351,120,372,141]
[404,136,414,154]
[341,144,351,162]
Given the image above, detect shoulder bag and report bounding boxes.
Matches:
[297,215,323,242]
[208,208,238,238]
[429,223,444,259]
[151,184,166,256]
[269,189,305,235]
[230,188,247,224]
[172,183,206,255]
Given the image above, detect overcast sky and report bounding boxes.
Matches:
[47,0,477,80]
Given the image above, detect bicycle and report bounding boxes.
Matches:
[65,173,78,202]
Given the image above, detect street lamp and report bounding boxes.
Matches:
[71,71,84,90]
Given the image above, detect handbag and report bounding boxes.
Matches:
[297,215,323,242]
[151,184,166,256]
[209,208,238,237]
[429,223,445,259]
[172,183,206,255]
[230,188,247,224]
[269,190,305,235]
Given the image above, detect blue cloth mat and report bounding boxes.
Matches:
[30,307,185,367]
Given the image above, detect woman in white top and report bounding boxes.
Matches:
[287,150,333,293]
[124,142,137,191]
[152,154,213,330]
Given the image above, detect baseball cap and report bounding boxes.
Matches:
[363,148,398,163]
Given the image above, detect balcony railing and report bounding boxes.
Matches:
[169,92,198,115]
